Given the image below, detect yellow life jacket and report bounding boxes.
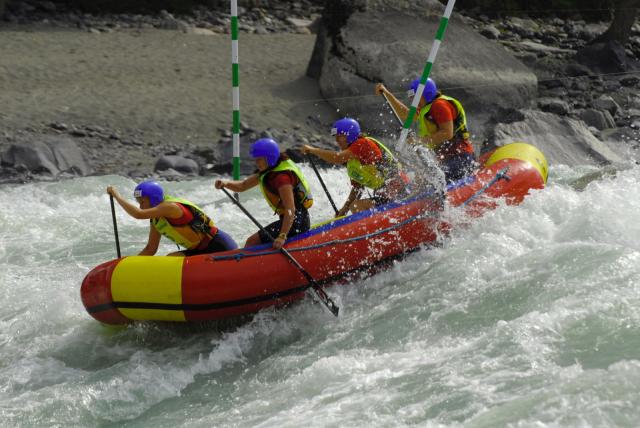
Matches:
[346,137,401,190]
[151,196,216,249]
[417,95,470,149]
[258,159,313,215]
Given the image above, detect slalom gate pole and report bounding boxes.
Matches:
[396,0,456,150]
[230,0,241,199]
[307,154,339,215]
[382,92,403,126]
[109,195,121,258]
[220,188,340,316]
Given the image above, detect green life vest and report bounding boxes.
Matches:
[346,137,401,190]
[258,159,313,214]
[151,196,216,249]
[417,95,470,145]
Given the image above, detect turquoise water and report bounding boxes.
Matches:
[1,164,639,427]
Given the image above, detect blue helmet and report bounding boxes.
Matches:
[331,118,361,145]
[250,138,280,167]
[133,181,164,207]
[408,77,437,103]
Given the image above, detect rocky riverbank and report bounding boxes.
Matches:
[1,1,639,184]
[464,13,640,126]
[2,0,324,34]
[461,11,640,164]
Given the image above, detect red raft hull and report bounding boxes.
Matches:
[81,143,547,324]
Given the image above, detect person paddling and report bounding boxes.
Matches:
[107,181,237,256]
[215,138,314,249]
[301,118,410,217]
[376,77,477,183]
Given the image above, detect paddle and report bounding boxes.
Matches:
[220,187,339,316]
[307,154,338,215]
[382,92,403,126]
[109,194,122,258]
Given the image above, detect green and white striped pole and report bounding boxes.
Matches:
[231,0,240,182]
[397,0,456,150]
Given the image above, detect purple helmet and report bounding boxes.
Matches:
[408,77,437,103]
[133,181,164,207]
[250,138,280,167]
[331,118,361,145]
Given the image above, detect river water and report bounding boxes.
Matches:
[1,163,639,427]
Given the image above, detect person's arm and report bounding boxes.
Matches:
[375,83,410,122]
[272,184,296,249]
[418,120,454,149]
[107,186,182,220]
[139,224,161,256]
[215,174,259,192]
[301,145,354,164]
[336,185,363,217]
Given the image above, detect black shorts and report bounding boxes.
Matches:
[371,179,411,206]
[442,153,477,183]
[258,208,310,243]
[371,191,392,206]
[182,229,238,256]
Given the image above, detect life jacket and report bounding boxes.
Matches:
[346,137,403,190]
[151,196,217,249]
[417,95,474,158]
[258,159,314,215]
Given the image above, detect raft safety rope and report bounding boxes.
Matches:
[461,167,511,207]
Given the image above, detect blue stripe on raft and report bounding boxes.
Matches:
[211,207,441,261]
[446,174,477,191]
[240,189,441,253]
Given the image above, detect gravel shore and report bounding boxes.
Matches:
[2,7,639,182]
[0,27,337,178]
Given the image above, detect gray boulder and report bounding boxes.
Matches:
[579,109,616,131]
[50,137,93,175]
[620,76,640,87]
[480,25,500,40]
[592,95,620,116]
[1,135,92,177]
[216,135,259,176]
[2,143,59,176]
[507,17,540,35]
[492,110,623,166]
[308,0,537,141]
[537,98,571,116]
[576,41,628,74]
[154,155,200,175]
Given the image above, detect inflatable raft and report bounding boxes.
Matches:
[81,142,548,324]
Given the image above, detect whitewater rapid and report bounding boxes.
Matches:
[1,164,639,427]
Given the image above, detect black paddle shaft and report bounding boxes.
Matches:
[307,154,339,215]
[220,187,339,316]
[109,194,122,258]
